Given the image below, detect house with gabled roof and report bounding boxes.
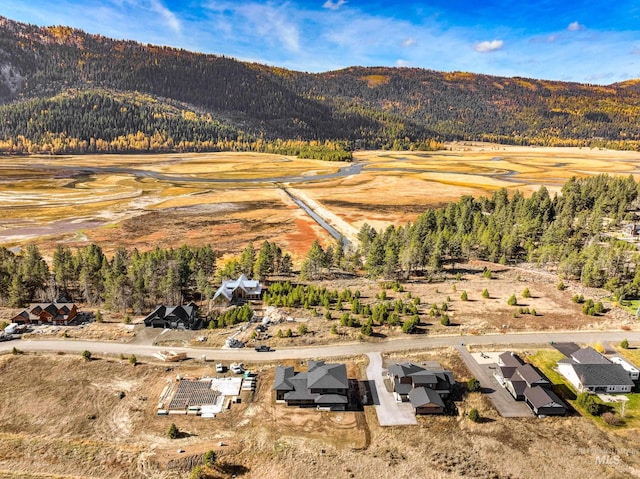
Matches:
[556,346,636,393]
[11,302,78,326]
[524,386,566,416]
[388,361,455,415]
[213,274,263,303]
[496,351,565,416]
[408,386,446,414]
[143,302,200,329]
[273,360,349,411]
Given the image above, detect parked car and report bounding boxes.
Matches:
[216,363,224,373]
[230,363,244,374]
[255,345,273,352]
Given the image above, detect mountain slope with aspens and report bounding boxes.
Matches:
[1,15,640,155]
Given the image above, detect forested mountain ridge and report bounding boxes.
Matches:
[1,15,640,154]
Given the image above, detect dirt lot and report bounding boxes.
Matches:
[1,350,639,478]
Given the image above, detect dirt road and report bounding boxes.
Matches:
[2,330,638,361]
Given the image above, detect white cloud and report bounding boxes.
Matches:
[237,3,300,53]
[149,0,181,33]
[474,39,504,53]
[396,59,410,67]
[567,21,584,31]
[323,0,347,10]
[402,37,416,47]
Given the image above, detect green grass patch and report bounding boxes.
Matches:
[619,298,640,315]
[528,349,640,429]
[617,347,640,366]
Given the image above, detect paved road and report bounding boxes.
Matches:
[455,345,532,417]
[3,330,637,361]
[365,352,417,426]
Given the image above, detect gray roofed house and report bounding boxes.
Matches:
[11,302,78,325]
[388,361,455,414]
[557,346,636,393]
[524,386,566,416]
[498,352,525,368]
[408,387,446,414]
[497,351,565,416]
[143,302,200,329]
[273,361,349,410]
[558,362,635,393]
[570,347,612,365]
[213,274,263,303]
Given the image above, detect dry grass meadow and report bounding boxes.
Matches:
[1,350,639,479]
[4,142,640,260]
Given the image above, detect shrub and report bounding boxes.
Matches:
[482,289,490,299]
[95,310,103,323]
[123,314,132,325]
[203,450,217,467]
[285,328,293,338]
[507,294,517,306]
[482,269,492,279]
[572,294,585,304]
[522,287,531,298]
[11,346,21,355]
[441,302,449,312]
[298,324,308,335]
[167,423,180,439]
[620,339,629,349]
[189,466,204,479]
[576,392,601,416]
[460,291,468,301]
[361,321,373,336]
[557,281,566,291]
[467,378,480,392]
[468,408,481,422]
[81,350,92,361]
[594,302,604,314]
[330,324,338,335]
[602,412,622,426]
[325,310,332,320]
[452,284,457,292]
[128,354,137,366]
[530,308,537,316]
[276,329,283,338]
[388,312,400,326]
[440,315,450,326]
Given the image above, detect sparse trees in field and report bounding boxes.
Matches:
[482,288,490,299]
[81,350,92,361]
[522,288,531,298]
[467,378,480,392]
[507,294,517,306]
[167,423,180,439]
[468,408,481,422]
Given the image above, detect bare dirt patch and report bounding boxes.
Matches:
[1,351,640,478]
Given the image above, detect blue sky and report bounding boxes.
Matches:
[2,0,640,84]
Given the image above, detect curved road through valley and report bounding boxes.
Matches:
[2,330,638,362]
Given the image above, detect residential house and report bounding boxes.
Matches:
[273,361,349,411]
[524,386,566,416]
[143,302,200,329]
[213,274,263,303]
[496,352,565,416]
[408,386,446,414]
[557,347,635,393]
[11,302,78,326]
[388,361,455,415]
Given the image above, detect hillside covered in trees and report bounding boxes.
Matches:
[1,16,640,154]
